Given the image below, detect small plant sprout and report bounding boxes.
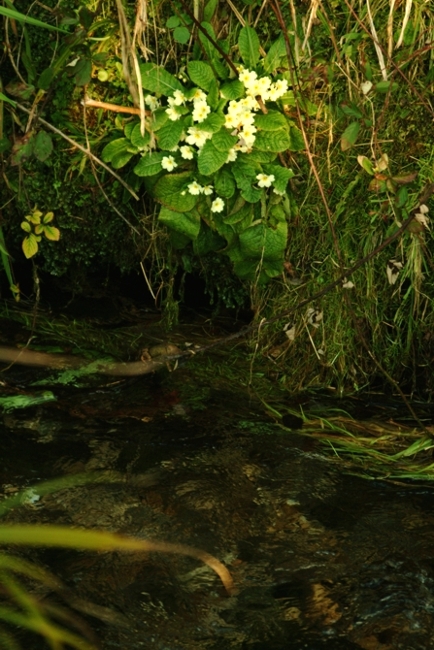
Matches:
[21,208,60,259]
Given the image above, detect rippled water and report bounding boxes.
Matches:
[2,369,434,650]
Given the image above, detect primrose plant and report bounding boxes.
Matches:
[102,27,304,281]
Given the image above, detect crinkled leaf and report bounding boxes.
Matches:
[22,234,39,259]
[198,140,229,175]
[193,223,225,255]
[262,164,294,193]
[215,169,236,198]
[154,172,196,212]
[187,61,215,91]
[254,111,288,131]
[148,109,169,132]
[133,152,166,177]
[223,202,253,226]
[43,225,60,241]
[33,131,53,162]
[211,128,238,152]
[220,80,245,100]
[130,123,151,149]
[341,121,361,151]
[199,113,225,133]
[159,206,200,239]
[254,129,291,152]
[239,221,287,261]
[288,126,305,151]
[238,26,260,68]
[157,119,185,150]
[140,63,184,96]
[247,150,277,163]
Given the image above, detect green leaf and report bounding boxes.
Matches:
[101,138,130,163]
[375,80,399,93]
[22,234,39,259]
[231,163,262,203]
[288,126,305,151]
[254,129,291,152]
[340,102,363,119]
[247,150,277,163]
[159,207,200,240]
[341,121,361,151]
[20,221,31,233]
[140,63,184,96]
[198,140,229,175]
[166,15,180,28]
[157,119,184,150]
[0,91,16,107]
[148,108,169,132]
[220,80,245,100]
[33,131,53,162]
[173,26,190,44]
[239,221,287,261]
[37,67,55,90]
[203,0,219,22]
[187,61,215,90]
[211,129,238,152]
[215,169,236,198]
[254,111,288,131]
[214,169,235,199]
[74,57,92,86]
[0,6,69,32]
[238,26,260,68]
[199,113,225,133]
[263,164,294,193]
[111,150,136,169]
[43,225,60,241]
[263,35,286,73]
[223,202,253,226]
[129,123,151,149]
[154,172,196,212]
[133,152,165,177]
[357,155,374,175]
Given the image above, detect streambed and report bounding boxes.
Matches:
[1,356,434,649]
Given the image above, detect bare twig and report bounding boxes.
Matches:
[14,102,139,201]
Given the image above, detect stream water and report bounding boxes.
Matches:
[2,351,434,650]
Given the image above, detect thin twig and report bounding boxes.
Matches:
[14,102,139,201]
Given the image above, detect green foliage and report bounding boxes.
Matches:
[20,208,60,259]
[101,30,299,282]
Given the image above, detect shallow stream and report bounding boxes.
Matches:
[2,352,434,650]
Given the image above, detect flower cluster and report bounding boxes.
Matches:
[187,181,213,196]
[238,67,288,102]
[151,67,290,210]
[165,87,211,124]
[223,68,289,155]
